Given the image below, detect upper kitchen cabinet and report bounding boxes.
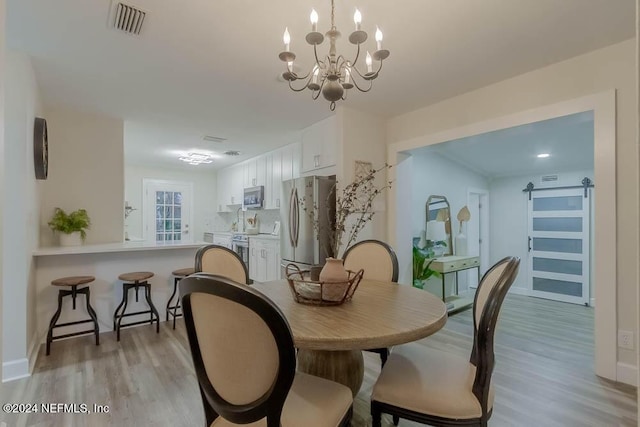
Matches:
[243,157,267,188]
[216,164,243,212]
[301,115,337,173]
[264,151,282,210]
[280,142,301,182]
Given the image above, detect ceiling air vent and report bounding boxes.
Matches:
[224,151,241,156]
[203,135,227,143]
[541,174,558,183]
[112,2,146,35]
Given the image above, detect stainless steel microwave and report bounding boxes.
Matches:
[243,186,264,209]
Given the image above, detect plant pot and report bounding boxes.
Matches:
[59,231,83,247]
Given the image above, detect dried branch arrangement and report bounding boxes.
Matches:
[304,163,392,258]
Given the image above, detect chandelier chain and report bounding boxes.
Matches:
[331,0,335,28]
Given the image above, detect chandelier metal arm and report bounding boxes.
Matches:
[311,78,326,100]
[350,75,373,92]
[313,44,328,69]
[288,73,316,92]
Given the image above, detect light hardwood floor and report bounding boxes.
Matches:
[0,294,636,426]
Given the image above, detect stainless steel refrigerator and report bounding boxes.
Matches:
[280,176,336,273]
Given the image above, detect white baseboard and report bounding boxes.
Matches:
[469,284,529,296]
[2,358,30,383]
[616,362,637,386]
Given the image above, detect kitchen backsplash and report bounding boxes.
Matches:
[213,209,281,234]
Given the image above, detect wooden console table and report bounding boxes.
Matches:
[430,255,480,313]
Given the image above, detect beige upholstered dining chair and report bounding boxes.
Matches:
[343,239,399,366]
[370,256,520,427]
[343,239,399,284]
[195,244,250,285]
[179,274,353,427]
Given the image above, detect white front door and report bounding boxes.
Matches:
[143,180,193,243]
[527,188,591,305]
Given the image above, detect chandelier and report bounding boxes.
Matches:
[279,0,390,110]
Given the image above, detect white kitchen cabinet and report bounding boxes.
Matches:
[243,156,266,189]
[249,237,280,282]
[216,165,243,211]
[216,168,231,212]
[280,143,301,182]
[301,115,337,173]
[229,165,243,205]
[264,151,282,210]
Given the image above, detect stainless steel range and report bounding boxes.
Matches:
[231,233,250,273]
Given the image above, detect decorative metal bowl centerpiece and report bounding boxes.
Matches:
[285,264,364,306]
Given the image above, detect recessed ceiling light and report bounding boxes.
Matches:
[537,153,550,158]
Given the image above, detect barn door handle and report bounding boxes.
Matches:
[528,236,532,252]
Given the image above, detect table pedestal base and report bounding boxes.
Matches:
[297,349,364,397]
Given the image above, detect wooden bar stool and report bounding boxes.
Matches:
[166,267,195,329]
[113,271,160,341]
[46,276,100,355]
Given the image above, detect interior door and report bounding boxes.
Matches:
[144,180,193,243]
[527,188,590,305]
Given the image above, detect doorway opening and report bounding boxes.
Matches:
[388,92,616,381]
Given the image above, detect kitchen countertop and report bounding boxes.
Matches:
[33,240,207,257]
[249,234,281,241]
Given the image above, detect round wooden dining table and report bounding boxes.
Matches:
[252,278,448,396]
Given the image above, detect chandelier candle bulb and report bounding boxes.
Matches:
[375,27,383,50]
[366,51,373,73]
[354,8,362,30]
[283,27,291,51]
[312,67,320,84]
[310,9,318,32]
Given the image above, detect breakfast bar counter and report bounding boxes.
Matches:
[33,241,206,347]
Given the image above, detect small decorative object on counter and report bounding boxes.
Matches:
[285,263,364,305]
[48,208,91,246]
[246,213,259,234]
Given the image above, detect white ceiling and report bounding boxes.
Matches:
[6,0,634,170]
[411,111,594,178]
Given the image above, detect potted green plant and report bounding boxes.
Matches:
[412,246,441,289]
[48,208,91,246]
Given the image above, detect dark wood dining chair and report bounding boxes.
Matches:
[194,244,250,285]
[180,273,353,427]
[370,256,520,427]
[343,239,399,366]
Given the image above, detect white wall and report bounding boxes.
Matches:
[410,151,489,238]
[0,0,6,375]
[2,51,43,380]
[386,39,637,368]
[490,169,594,294]
[335,107,388,255]
[40,107,124,247]
[124,165,216,242]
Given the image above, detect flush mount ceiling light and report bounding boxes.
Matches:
[278,0,390,110]
[537,153,551,158]
[178,152,216,165]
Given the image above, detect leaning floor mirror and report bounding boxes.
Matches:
[425,195,453,257]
